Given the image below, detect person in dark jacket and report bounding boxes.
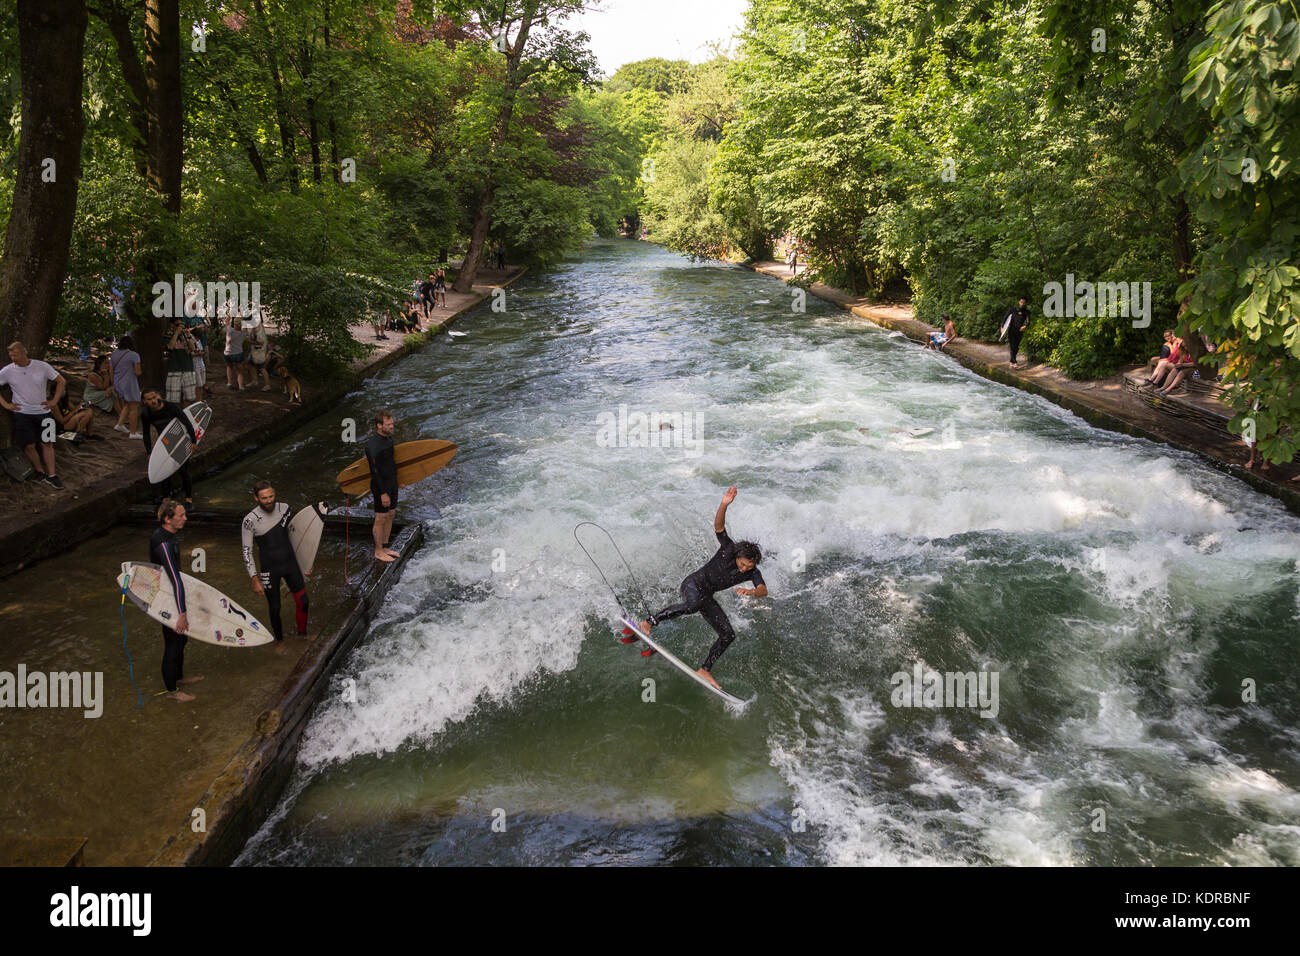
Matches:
[1007,297,1030,368]
[150,499,203,701]
[366,409,400,563]
[141,388,197,505]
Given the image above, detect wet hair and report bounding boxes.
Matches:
[157,498,184,523]
[252,479,273,495]
[375,409,394,425]
[735,541,763,565]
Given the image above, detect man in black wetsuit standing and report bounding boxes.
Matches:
[241,480,312,656]
[633,486,768,690]
[367,410,400,563]
[150,499,203,701]
[141,388,197,506]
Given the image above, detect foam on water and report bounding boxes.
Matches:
[238,241,1300,865]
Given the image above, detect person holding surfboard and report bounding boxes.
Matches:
[241,480,312,656]
[366,410,401,563]
[150,499,204,701]
[141,389,197,507]
[1005,297,1030,369]
[633,486,767,690]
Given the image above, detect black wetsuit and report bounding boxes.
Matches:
[366,432,398,514]
[142,400,197,500]
[149,525,188,691]
[1007,305,1030,364]
[241,502,308,641]
[647,530,765,671]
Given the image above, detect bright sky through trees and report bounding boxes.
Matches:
[572,0,748,75]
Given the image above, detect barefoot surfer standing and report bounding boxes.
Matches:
[366,410,402,563]
[632,486,767,690]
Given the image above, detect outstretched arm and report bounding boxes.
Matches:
[714,485,737,533]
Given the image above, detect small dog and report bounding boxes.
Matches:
[277,365,302,404]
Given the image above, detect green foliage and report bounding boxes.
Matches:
[1173,0,1300,464]
[604,58,692,95]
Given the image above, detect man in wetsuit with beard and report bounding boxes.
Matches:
[630,486,768,689]
[241,480,312,656]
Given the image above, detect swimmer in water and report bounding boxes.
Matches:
[630,486,767,689]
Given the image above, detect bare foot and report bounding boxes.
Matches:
[384,547,401,558]
[168,691,195,702]
[275,642,288,657]
[297,632,318,642]
[375,551,396,563]
[637,620,651,635]
[696,668,722,690]
[176,675,204,685]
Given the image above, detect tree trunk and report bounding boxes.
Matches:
[251,0,298,193]
[0,0,89,366]
[452,6,536,294]
[92,0,149,177]
[136,0,183,389]
[1170,195,1206,366]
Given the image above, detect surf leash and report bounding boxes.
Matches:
[573,521,651,620]
[343,495,351,585]
[120,578,144,710]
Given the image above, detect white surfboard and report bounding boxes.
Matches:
[288,502,326,576]
[999,312,1013,341]
[146,402,211,484]
[118,561,273,647]
[619,617,753,709]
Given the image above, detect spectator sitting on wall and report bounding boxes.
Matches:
[51,395,102,441]
[926,314,958,350]
[1142,330,1176,375]
[83,355,117,415]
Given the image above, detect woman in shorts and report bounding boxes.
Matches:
[224,313,248,390]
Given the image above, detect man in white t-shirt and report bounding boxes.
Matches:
[0,341,67,489]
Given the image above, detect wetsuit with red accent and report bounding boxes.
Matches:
[241,502,308,641]
[150,525,189,691]
[647,529,765,670]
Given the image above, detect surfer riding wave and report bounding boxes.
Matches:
[631,486,767,690]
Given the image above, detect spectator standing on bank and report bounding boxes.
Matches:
[111,334,143,438]
[434,268,448,308]
[0,342,67,488]
[245,314,272,391]
[164,319,198,405]
[419,274,436,321]
[224,312,248,390]
[184,303,208,402]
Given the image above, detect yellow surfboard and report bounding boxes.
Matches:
[335,439,457,497]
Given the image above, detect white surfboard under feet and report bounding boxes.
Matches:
[619,617,754,709]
